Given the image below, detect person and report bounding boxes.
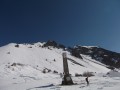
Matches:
[85,77,89,85]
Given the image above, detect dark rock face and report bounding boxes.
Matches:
[43,40,57,47]
[71,47,83,59]
[91,48,120,68]
[71,45,120,68]
[43,40,66,50]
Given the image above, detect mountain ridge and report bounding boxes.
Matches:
[0,41,110,75]
[1,40,120,69]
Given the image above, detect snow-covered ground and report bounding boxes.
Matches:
[1,75,120,90]
[0,42,120,90]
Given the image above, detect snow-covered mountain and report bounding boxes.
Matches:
[0,42,110,76]
[69,45,120,69]
[0,41,120,90]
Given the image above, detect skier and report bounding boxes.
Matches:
[85,77,89,85]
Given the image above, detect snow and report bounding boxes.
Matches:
[1,76,120,90]
[107,70,120,77]
[73,45,99,49]
[82,46,99,48]
[0,43,120,90]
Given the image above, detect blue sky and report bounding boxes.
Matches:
[0,0,120,52]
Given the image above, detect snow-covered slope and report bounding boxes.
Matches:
[1,42,118,90]
[0,43,110,76]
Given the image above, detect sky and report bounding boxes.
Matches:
[0,0,120,52]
